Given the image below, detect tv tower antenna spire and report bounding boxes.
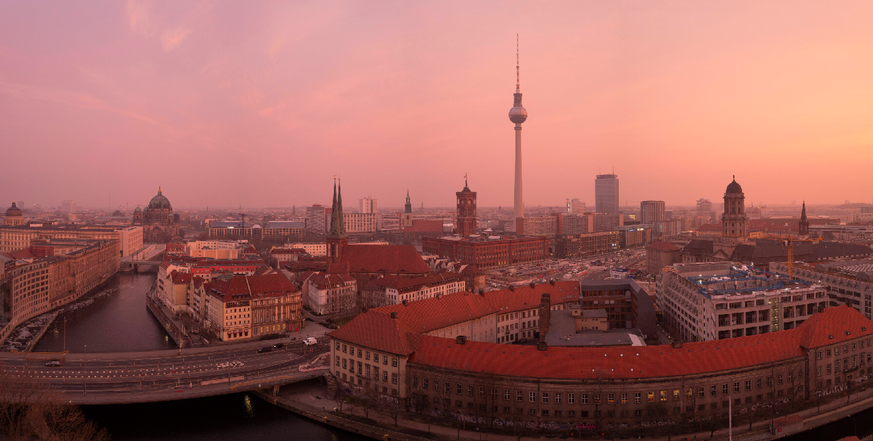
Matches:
[516,33,520,92]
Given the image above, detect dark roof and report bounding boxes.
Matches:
[726,177,743,194]
[647,241,680,252]
[341,244,431,275]
[147,188,172,211]
[813,242,873,260]
[682,239,714,256]
[5,201,22,217]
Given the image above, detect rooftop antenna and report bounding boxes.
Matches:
[516,33,520,93]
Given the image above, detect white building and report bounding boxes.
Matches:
[343,212,377,234]
[771,261,873,320]
[307,273,357,315]
[360,197,377,214]
[364,272,465,308]
[286,242,327,256]
[659,262,828,342]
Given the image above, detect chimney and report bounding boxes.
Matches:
[456,335,467,345]
[539,293,551,343]
[537,341,547,351]
[530,282,536,289]
[509,286,515,292]
[390,312,397,319]
[479,289,485,297]
[549,279,555,286]
[402,299,408,306]
[672,341,682,349]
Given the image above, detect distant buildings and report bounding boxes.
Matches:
[595,173,619,215]
[721,176,748,238]
[566,198,586,214]
[61,200,76,213]
[305,205,331,234]
[360,197,377,214]
[3,202,24,226]
[0,221,142,257]
[361,272,465,309]
[0,239,120,345]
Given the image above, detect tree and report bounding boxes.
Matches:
[0,366,108,441]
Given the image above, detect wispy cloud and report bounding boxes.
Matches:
[162,27,192,51]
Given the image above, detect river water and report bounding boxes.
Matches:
[27,272,359,440]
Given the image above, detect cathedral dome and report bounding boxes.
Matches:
[725,176,743,194]
[147,188,172,211]
[134,206,142,213]
[5,201,22,217]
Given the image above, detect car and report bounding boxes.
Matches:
[46,360,61,367]
[272,342,285,349]
[257,346,272,353]
[303,337,318,346]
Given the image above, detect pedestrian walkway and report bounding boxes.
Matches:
[263,380,873,441]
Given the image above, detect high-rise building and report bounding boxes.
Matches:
[639,200,665,224]
[455,179,477,237]
[721,176,748,238]
[508,36,528,228]
[696,198,712,213]
[62,200,76,213]
[595,174,619,215]
[360,197,377,214]
[305,205,331,234]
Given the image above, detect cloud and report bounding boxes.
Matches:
[126,0,152,36]
[162,27,192,51]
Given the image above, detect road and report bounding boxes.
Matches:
[0,339,330,405]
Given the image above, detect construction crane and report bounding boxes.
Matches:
[781,236,822,279]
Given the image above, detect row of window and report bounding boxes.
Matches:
[337,342,398,366]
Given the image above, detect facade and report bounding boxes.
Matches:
[306,272,358,315]
[516,216,557,237]
[455,181,478,237]
[186,240,243,259]
[721,177,748,238]
[285,242,327,256]
[305,205,331,234]
[645,241,681,275]
[615,226,652,249]
[771,261,873,320]
[208,222,253,240]
[133,187,181,242]
[203,273,302,341]
[0,224,141,257]
[595,174,619,215]
[362,272,465,308]
[659,262,828,342]
[639,201,665,224]
[62,200,76,213]
[343,213,377,234]
[0,240,120,345]
[360,197,377,214]
[261,221,305,242]
[594,213,623,233]
[423,235,549,270]
[562,214,594,235]
[554,232,619,258]
[566,198,586,214]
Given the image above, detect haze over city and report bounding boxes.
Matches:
[2,1,872,209]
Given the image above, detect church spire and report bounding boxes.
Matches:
[404,189,412,214]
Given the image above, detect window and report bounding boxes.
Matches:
[530,392,536,402]
[342,344,347,353]
[468,386,473,396]
[734,382,740,393]
[391,373,397,384]
[365,351,370,360]
[445,382,451,393]
[608,393,615,404]
[555,393,562,404]
[659,391,666,402]
[357,349,362,358]
[383,357,388,365]
[594,394,601,404]
[392,357,398,367]
[504,390,510,400]
[457,384,462,394]
[745,380,751,391]
[582,393,589,404]
[722,384,728,394]
[542,393,549,403]
[422,378,428,389]
[634,392,641,404]
[778,375,783,385]
[621,393,628,404]
[711,386,716,396]
[673,390,680,401]
[336,342,340,350]
[382,372,388,382]
[342,359,347,369]
[568,393,575,404]
[827,364,832,374]
[480,387,485,397]
[647,392,655,403]
[517,391,523,401]
[699,388,704,398]
[757,378,762,389]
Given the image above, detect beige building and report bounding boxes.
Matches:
[343,212,377,234]
[186,240,242,259]
[0,224,141,257]
[203,274,303,341]
[571,304,608,331]
[659,262,827,342]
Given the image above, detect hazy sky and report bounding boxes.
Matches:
[2,1,872,211]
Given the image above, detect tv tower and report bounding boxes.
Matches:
[508,34,528,229]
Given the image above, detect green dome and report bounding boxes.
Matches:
[147,188,173,211]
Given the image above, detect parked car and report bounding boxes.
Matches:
[303,337,318,346]
[272,342,285,349]
[257,346,272,353]
[46,360,61,367]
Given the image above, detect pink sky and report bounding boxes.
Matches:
[1,1,872,210]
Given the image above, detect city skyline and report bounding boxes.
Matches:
[2,2,872,209]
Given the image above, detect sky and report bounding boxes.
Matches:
[1,1,872,211]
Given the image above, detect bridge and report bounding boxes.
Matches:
[0,338,330,405]
[120,243,166,272]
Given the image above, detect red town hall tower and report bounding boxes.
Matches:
[455,178,477,237]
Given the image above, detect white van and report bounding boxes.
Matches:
[303,337,318,346]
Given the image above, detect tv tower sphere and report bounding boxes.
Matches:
[509,101,527,123]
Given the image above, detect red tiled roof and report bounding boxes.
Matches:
[370,272,464,292]
[329,311,422,355]
[171,272,192,285]
[271,248,306,255]
[341,245,431,275]
[796,305,872,348]
[208,273,297,302]
[647,241,680,251]
[310,272,356,289]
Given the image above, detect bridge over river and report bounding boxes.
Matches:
[0,338,330,405]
